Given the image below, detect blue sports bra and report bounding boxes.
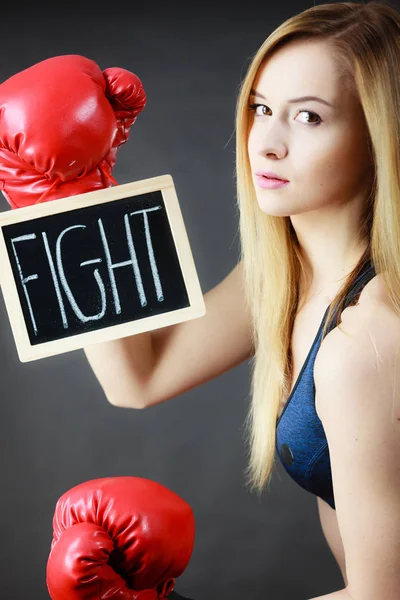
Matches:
[276,260,376,510]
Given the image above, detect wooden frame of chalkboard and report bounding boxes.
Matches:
[0,175,205,362]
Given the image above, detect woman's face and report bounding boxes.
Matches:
[247,40,373,218]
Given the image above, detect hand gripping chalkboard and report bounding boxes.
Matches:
[0,175,205,362]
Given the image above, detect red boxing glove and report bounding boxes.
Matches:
[46,477,195,600]
[0,55,146,209]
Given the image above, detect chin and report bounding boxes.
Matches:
[256,197,292,217]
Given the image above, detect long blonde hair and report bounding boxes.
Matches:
[236,0,400,494]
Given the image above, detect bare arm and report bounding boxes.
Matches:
[83,260,254,408]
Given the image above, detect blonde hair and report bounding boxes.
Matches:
[236,1,400,494]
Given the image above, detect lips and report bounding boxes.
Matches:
[255,170,289,182]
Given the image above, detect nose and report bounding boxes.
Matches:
[252,121,287,159]
[257,146,285,158]
[255,133,287,159]
[257,134,287,157]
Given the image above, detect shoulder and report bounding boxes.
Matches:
[317,272,399,371]
[315,272,400,424]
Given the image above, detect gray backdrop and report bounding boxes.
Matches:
[0,2,346,599]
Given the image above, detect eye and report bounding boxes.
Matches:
[248,103,322,125]
[295,110,322,125]
[248,103,268,117]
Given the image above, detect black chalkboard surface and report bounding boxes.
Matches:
[0,175,205,362]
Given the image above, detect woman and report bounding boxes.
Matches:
[84,2,400,598]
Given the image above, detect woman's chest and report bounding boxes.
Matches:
[278,299,330,420]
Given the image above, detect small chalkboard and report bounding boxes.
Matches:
[0,175,205,362]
